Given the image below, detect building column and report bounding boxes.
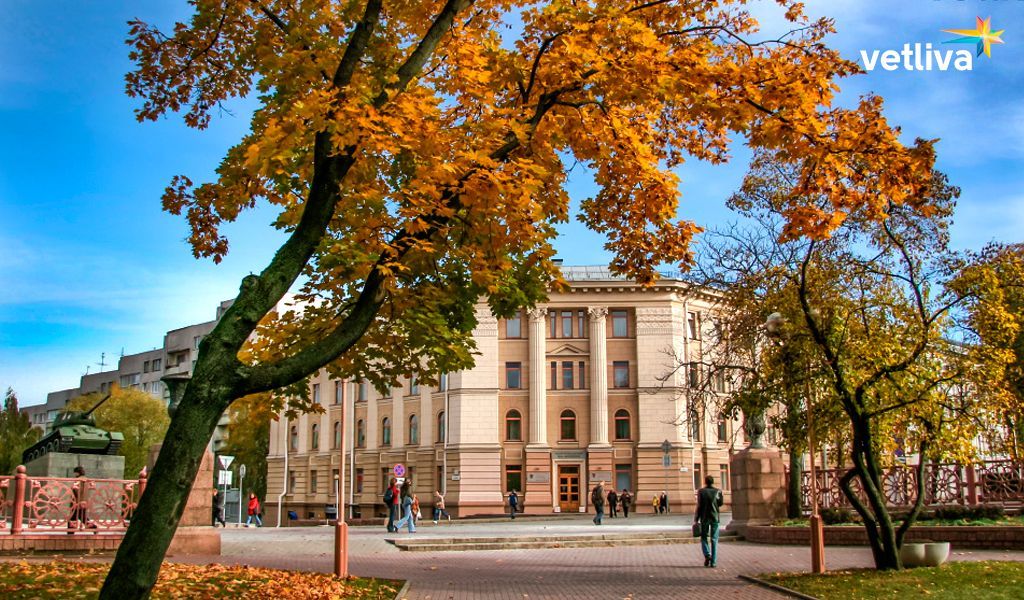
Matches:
[527,307,548,447]
[588,306,610,447]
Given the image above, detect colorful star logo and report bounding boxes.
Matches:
[943,16,1005,58]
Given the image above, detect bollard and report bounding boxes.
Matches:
[12,465,27,535]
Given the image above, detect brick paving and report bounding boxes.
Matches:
[179,515,1024,599]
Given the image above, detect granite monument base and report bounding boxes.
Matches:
[24,452,125,479]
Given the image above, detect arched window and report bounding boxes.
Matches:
[382,417,392,446]
[505,409,522,441]
[289,425,298,451]
[437,411,446,444]
[409,414,419,445]
[310,423,320,450]
[560,409,576,441]
[333,421,341,449]
[614,409,631,440]
[356,419,365,448]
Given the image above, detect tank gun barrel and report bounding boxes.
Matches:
[83,393,113,418]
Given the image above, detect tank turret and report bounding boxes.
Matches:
[21,394,125,464]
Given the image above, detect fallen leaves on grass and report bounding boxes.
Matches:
[0,561,400,599]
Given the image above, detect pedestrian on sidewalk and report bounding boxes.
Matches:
[212,489,227,527]
[68,466,97,532]
[393,481,417,533]
[652,494,659,514]
[433,490,451,523]
[659,491,669,514]
[695,475,724,568]
[607,488,618,518]
[508,489,519,520]
[620,489,632,518]
[384,477,400,532]
[411,492,421,524]
[245,492,262,527]
[591,482,605,525]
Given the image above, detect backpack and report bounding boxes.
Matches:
[384,487,394,505]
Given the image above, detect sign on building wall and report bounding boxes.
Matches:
[527,472,550,483]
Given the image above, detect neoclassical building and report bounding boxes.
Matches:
[265,267,754,523]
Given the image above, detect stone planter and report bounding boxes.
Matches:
[923,542,950,567]
[900,542,926,567]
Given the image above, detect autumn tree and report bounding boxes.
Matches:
[103,1,935,596]
[949,243,1024,458]
[220,392,274,501]
[0,388,41,475]
[66,387,171,477]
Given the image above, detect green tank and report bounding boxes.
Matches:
[22,394,124,463]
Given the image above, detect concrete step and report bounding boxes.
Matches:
[387,531,737,552]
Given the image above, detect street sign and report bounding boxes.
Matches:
[239,464,247,478]
[218,455,235,469]
[218,471,233,486]
[393,463,406,478]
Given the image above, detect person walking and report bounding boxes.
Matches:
[607,488,618,518]
[212,489,227,527]
[652,494,659,514]
[507,489,519,520]
[245,492,262,527]
[411,492,421,525]
[591,482,605,525]
[659,491,669,514]
[68,466,97,532]
[392,481,417,533]
[695,475,724,568]
[620,489,632,518]
[384,477,400,532]
[433,490,451,524]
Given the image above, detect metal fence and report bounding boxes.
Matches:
[801,460,1024,512]
[0,465,146,535]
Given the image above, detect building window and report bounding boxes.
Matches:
[313,383,321,404]
[550,361,557,390]
[560,409,576,441]
[613,361,630,388]
[152,358,162,370]
[506,312,522,338]
[381,417,392,446]
[690,409,702,442]
[436,465,444,491]
[693,463,702,491]
[410,374,419,395]
[561,311,573,338]
[437,411,446,443]
[311,423,320,450]
[720,464,730,491]
[409,414,419,445]
[713,370,726,393]
[143,360,150,373]
[611,310,628,337]
[614,409,630,440]
[290,426,298,451]
[310,470,318,493]
[506,409,522,441]
[193,335,203,349]
[578,361,586,389]
[356,468,364,493]
[506,362,522,389]
[688,363,700,388]
[506,464,522,493]
[562,361,574,390]
[717,414,727,443]
[333,421,341,449]
[334,381,344,404]
[356,419,365,447]
[288,470,296,493]
[615,463,632,493]
[549,310,557,338]
[577,310,586,338]
[688,311,701,339]
[358,380,367,402]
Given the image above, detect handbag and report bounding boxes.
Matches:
[691,522,701,537]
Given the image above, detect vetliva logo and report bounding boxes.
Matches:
[860,16,1004,71]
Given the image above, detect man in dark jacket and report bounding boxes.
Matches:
[607,488,618,518]
[695,475,724,567]
[591,482,605,525]
[384,478,400,532]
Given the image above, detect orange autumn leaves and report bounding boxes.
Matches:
[129,0,934,293]
[0,561,398,600]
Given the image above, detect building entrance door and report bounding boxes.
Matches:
[558,465,580,512]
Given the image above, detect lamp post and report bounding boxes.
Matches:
[334,395,349,578]
[765,312,825,574]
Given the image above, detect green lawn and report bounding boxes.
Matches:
[762,561,1024,599]
[0,561,402,599]
[773,515,1024,527]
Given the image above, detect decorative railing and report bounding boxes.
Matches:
[0,466,147,535]
[800,460,1024,512]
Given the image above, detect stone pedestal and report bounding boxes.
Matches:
[147,444,221,556]
[24,452,125,479]
[726,447,787,536]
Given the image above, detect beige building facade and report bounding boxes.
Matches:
[266,268,758,523]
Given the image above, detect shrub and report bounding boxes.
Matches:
[820,507,858,525]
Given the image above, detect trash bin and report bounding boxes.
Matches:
[325,504,337,520]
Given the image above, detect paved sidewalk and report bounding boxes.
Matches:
[178,516,1024,599]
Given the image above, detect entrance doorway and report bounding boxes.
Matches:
[558,465,580,512]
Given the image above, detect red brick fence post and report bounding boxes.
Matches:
[11,466,26,536]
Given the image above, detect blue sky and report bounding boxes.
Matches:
[2,0,1022,406]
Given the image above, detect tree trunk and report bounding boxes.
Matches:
[99,382,228,599]
[844,418,901,570]
[787,445,803,519]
